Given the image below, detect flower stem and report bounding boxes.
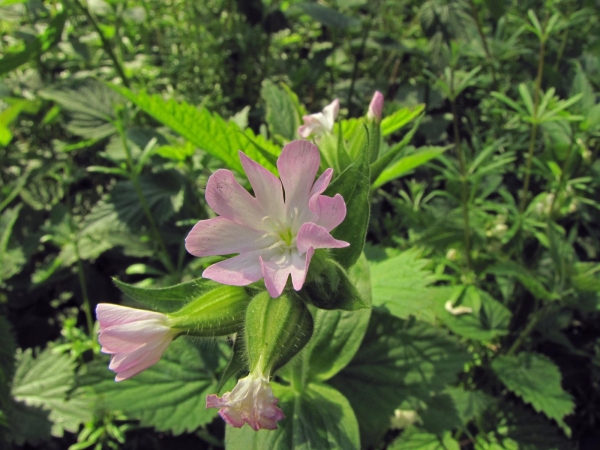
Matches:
[115,119,176,274]
[519,40,546,214]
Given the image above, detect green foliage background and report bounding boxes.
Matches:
[1,0,600,449]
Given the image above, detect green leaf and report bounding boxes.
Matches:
[11,348,92,437]
[108,84,279,174]
[491,353,574,434]
[370,248,441,323]
[225,382,360,450]
[82,337,228,435]
[443,386,495,425]
[0,315,16,408]
[488,262,559,302]
[330,311,471,447]
[437,287,512,343]
[3,399,52,446]
[300,253,372,382]
[380,104,425,137]
[370,112,424,183]
[0,7,66,76]
[325,137,370,269]
[0,205,26,282]
[389,428,460,450]
[373,145,449,189]
[261,80,299,141]
[293,2,360,28]
[114,277,221,313]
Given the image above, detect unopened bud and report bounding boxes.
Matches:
[244,291,314,375]
[169,285,250,336]
[367,91,384,121]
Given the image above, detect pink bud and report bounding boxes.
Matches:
[96,304,178,381]
[367,91,384,121]
[206,371,285,430]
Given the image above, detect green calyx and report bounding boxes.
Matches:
[168,285,250,337]
[244,291,314,376]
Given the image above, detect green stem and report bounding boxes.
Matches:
[519,40,545,214]
[73,0,130,87]
[346,13,374,115]
[451,97,472,271]
[467,0,496,86]
[115,120,176,274]
[506,304,547,356]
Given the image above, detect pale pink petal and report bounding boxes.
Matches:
[322,99,340,130]
[96,304,165,327]
[367,91,384,120]
[310,194,347,232]
[298,114,325,138]
[239,151,285,220]
[203,250,265,286]
[206,373,285,431]
[113,340,172,381]
[296,223,350,254]
[99,321,172,354]
[278,140,321,222]
[185,217,274,257]
[205,169,267,229]
[309,168,333,198]
[260,251,292,298]
[290,247,314,291]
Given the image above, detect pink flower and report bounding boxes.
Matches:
[185,140,349,298]
[298,99,340,138]
[206,371,285,430]
[367,91,384,121]
[96,304,178,381]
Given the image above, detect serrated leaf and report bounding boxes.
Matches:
[444,386,495,425]
[370,248,441,322]
[114,277,220,312]
[225,382,360,450]
[262,80,299,141]
[380,104,425,137]
[0,204,26,281]
[84,337,228,434]
[293,2,360,28]
[389,428,460,450]
[492,353,574,434]
[330,311,471,447]
[488,261,558,302]
[4,399,52,446]
[11,348,92,437]
[108,84,280,174]
[325,138,370,268]
[437,287,512,343]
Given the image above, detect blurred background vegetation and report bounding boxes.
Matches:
[1,0,600,449]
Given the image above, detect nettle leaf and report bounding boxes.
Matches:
[380,104,426,137]
[488,261,559,302]
[84,337,228,434]
[114,277,222,312]
[444,386,495,425]
[369,248,441,323]
[11,348,92,438]
[293,2,360,28]
[388,428,460,450]
[300,254,372,382]
[325,138,370,269]
[261,80,299,141]
[4,399,52,446]
[0,204,26,282]
[437,287,512,343]
[330,311,471,447]
[108,85,279,174]
[226,382,360,450]
[492,352,574,434]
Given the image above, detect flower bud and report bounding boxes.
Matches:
[244,291,314,375]
[168,285,250,337]
[367,91,384,121]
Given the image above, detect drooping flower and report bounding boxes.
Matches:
[185,140,349,298]
[298,99,339,138]
[206,370,285,430]
[367,91,384,121]
[96,304,179,381]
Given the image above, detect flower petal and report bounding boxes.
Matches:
[310,194,347,232]
[99,321,172,354]
[185,217,274,257]
[96,304,166,327]
[278,140,321,222]
[238,151,285,220]
[205,169,267,229]
[260,251,292,298]
[367,91,384,120]
[290,247,314,291]
[203,250,265,286]
[296,222,350,254]
[109,337,172,381]
[309,168,333,198]
[322,98,340,130]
